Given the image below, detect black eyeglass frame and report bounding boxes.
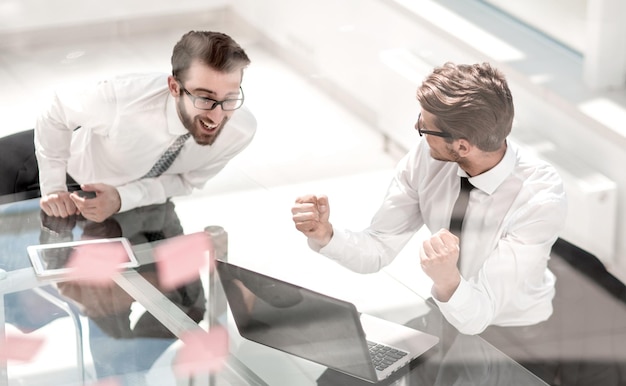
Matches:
[178,82,245,111]
[417,112,453,138]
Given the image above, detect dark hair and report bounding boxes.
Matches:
[416,62,514,152]
[171,31,251,81]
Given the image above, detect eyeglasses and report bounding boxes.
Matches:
[417,113,453,138]
[179,83,244,111]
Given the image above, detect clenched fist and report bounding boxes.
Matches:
[291,194,333,247]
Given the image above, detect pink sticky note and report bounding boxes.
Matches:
[154,232,213,290]
[87,378,121,386]
[174,327,229,377]
[65,242,129,285]
[0,333,45,362]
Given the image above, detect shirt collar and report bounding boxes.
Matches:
[166,93,190,136]
[456,140,515,195]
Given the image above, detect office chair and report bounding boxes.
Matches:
[0,129,39,197]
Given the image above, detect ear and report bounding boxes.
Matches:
[167,76,180,96]
[454,138,472,158]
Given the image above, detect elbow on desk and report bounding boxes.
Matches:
[456,321,490,336]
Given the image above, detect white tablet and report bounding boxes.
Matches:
[27,237,138,278]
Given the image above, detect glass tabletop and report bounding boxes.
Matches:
[0,195,264,385]
[213,255,549,386]
[0,194,548,385]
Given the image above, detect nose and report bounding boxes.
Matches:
[205,106,228,122]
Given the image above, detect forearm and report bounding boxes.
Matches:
[434,236,560,335]
[432,274,461,302]
[316,228,415,273]
[34,104,75,195]
[116,173,198,212]
[315,168,423,273]
[433,277,495,335]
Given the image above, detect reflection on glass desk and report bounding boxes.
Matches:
[0,196,548,385]
[0,197,262,385]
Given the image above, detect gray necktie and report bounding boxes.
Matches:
[142,133,191,178]
[449,176,474,238]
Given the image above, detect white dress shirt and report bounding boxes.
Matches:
[34,73,256,212]
[313,139,567,335]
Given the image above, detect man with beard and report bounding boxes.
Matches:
[291,62,567,336]
[33,30,255,222]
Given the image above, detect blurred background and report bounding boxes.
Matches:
[1,0,625,283]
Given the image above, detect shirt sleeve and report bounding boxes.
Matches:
[433,184,567,335]
[34,81,116,195]
[115,145,245,212]
[316,149,426,273]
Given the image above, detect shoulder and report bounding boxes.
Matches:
[510,141,563,186]
[55,73,169,104]
[62,72,168,92]
[103,73,169,96]
[105,72,169,87]
[508,141,566,210]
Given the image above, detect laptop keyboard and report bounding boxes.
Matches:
[367,341,408,371]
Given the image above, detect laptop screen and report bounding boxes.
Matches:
[216,260,377,381]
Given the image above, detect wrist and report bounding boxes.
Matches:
[113,189,122,214]
[310,223,334,248]
[432,273,461,302]
[320,223,334,246]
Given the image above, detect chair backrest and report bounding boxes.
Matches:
[552,237,626,303]
[0,129,40,197]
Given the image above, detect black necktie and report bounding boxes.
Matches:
[142,133,191,178]
[449,176,474,238]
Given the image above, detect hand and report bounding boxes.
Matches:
[420,229,462,302]
[70,183,121,223]
[39,211,76,244]
[291,194,333,247]
[40,191,80,218]
[40,210,77,233]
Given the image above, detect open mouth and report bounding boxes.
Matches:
[200,119,218,133]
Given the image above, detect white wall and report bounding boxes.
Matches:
[0,0,228,33]
[583,0,626,89]
[481,0,587,54]
[482,0,626,90]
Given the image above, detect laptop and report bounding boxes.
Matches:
[216,260,439,383]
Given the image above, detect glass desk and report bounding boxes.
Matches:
[0,195,547,385]
[0,196,264,385]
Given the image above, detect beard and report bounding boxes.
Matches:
[429,143,460,162]
[178,97,229,146]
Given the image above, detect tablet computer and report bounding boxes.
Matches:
[27,237,138,279]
